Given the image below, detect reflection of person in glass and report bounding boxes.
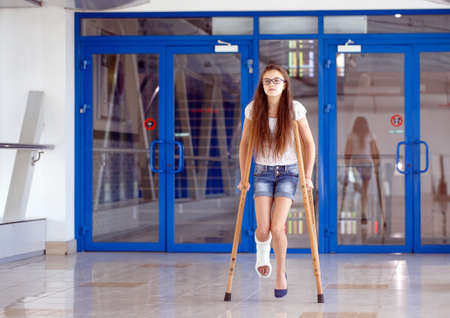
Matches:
[342,116,381,225]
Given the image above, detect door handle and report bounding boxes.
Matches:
[171,140,184,174]
[415,140,429,174]
[150,140,164,173]
[396,141,408,175]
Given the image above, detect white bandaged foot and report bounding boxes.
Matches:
[255,233,272,278]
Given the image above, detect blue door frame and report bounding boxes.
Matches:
[76,40,254,252]
[323,40,450,253]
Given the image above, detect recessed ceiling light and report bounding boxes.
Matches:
[394,14,402,18]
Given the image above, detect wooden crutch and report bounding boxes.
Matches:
[224,133,255,302]
[293,120,325,303]
[374,166,387,228]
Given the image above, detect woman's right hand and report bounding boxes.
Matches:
[237,181,250,192]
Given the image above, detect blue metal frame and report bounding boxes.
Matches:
[74,10,450,253]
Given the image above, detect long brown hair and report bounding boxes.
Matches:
[352,116,370,148]
[249,64,294,159]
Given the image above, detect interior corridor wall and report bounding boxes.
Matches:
[0,5,75,243]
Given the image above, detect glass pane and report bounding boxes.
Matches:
[325,15,450,33]
[260,40,319,248]
[420,52,450,245]
[92,54,160,242]
[259,17,318,34]
[173,54,241,244]
[337,53,405,245]
[82,17,253,36]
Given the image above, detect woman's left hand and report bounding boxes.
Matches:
[305,178,314,190]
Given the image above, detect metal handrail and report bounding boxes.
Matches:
[0,143,55,151]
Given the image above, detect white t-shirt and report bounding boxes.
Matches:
[244,100,307,166]
[346,132,376,166]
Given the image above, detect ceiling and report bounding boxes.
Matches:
[425,0,450,4]
[0,0,149,9]
[0,0,41,8]
[1,0,449,9]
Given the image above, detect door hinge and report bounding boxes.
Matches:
[79,226,89,237]
[324,59,332,69]
[81,59,90,70]
[80,104,91,114]
[324,104,334,113]
[324,228,334,237]
[246,59,254,74]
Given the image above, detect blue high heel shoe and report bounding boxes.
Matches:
[274,273,288,298]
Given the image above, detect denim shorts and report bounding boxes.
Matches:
[253,163,299,201]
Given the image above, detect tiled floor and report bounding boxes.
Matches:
[1,253,450,317]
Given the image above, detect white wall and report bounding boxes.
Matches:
[113,0,449,11]
[0,0,448,245]
[0,5,74,242]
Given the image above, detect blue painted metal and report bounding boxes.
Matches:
[74,14,84,252]
[317,33,330,253]
[396,141,408,175]
[415,141,429,174]
[150,140,165,173]
[326,44,338,253]
[404,45,415,253]
[411,46,423,254]
[171,141,184,174]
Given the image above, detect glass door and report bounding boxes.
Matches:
[167,45,251,252]
[83,48,166,251]
[327,44,414,252]
[416,45,450,252]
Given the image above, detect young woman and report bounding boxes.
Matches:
[237,64,316,298]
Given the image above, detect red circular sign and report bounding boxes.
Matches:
[144,118,156,131]
[390,114,403,128]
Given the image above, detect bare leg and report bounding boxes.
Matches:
[271,197,293,290]
[255,196,273,276]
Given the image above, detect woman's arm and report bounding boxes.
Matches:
[237,118,252,191]
[297,117,316,181]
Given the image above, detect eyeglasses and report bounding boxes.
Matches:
[262,77,286,86]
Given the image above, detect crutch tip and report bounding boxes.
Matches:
[317,294,324,303]
[224,293,232,301]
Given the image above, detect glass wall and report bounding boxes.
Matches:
[336,53,405,246]
[82,17,253,36]
[173,53,242,244]
[420,52,450,245]
[92,54,160,243]
[325,15,450,33]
